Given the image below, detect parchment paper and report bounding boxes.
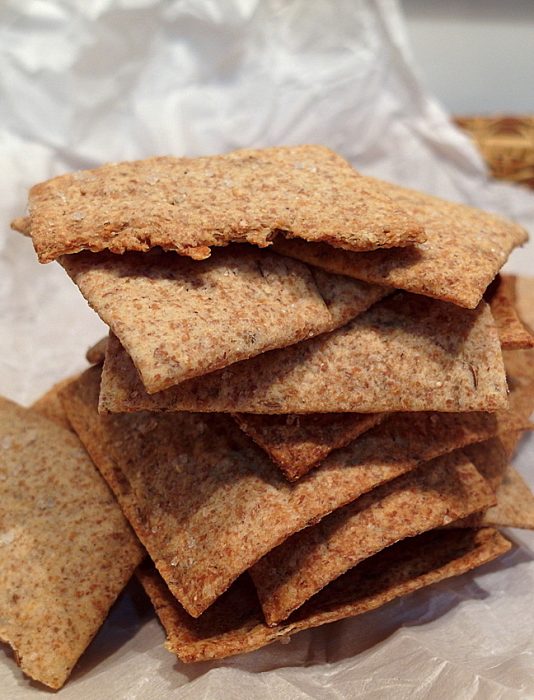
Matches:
[0,1,533,697]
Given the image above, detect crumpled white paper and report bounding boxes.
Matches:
[1,1,533,698]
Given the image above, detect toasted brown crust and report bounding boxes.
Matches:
[487,275,534,350]
[233,412,385,480]
[86,337,107,365]
[273,182,527,309]
[0,396,144,689]
[30,376,79,431]
[138,528,511,663]
[60,366,505,619]
[250,450,496,624]
[26,146,424,263]
[61,247,387,394]
[99,293,508,414]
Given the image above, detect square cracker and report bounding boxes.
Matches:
[61,246,388,393]
[250,449,496,625]
[23,145,424,263]
[233,412,385,480]
[138,528,510,663]
[273,181,527,309]
[487,275,534,350]
[61,366,505,619]
[99,292,508,414]
[0,396,144,689]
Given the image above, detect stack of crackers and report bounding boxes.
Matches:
[2,145,534,689]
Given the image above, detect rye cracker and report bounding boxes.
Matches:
[0,396,144,689]
[23,145,424,263]
[487,275,534,350]
[138,528,510,663]
[233,412,385,480]
[251,450,496,624]
[61,366,503,618]
[273,182,527,309]
[99,292,507,414]
[62,246,388,393]
[31,376,78,431]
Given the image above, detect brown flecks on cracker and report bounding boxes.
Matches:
[99,293,508,414]
[138,528,510,663]
[61,246,385,394]
[273,182,527,309]
[0,396,144,689]
[61,366,504,619]
[25,146,425,263]
[250,450,496,624]
[486,275,534,350]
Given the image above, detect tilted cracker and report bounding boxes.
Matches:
[86,337,107,365]
[251,450,496,625]
[480,467,534,530]
[515,276,534,333]
[62,246,387,393]
[233,412,385,480]
[61,366,503,618]
[23,145,424,263]
[138,528,510,663]
[273,182,527,309]
[31,376,78,431]
[99,292,508,414]
[486,275,534,350]
[0,396,144,689]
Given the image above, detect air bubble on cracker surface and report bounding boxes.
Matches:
[170,555,179,567]
[1,436,13,450]
[146,175,160,185]
[0,530,16,546]
[37,497,56,510]
[72,211,85,221]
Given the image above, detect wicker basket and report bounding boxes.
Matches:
[454,116,534,189]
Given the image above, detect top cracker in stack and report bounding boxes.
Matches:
[4,144,534,688]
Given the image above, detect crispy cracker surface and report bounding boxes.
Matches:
[273,182,527,308]
[31,376,78,431]
[138,528,510,663]
[480,467,534,529]
[61,367,502,618]
[99,293,507,414]
[26,146,424,263]
[233,412,385,480]
[62,247,386,393]
[251,450,496,624]
[0,396,144,689]
[86,337,107,365]
[487,275,534,350]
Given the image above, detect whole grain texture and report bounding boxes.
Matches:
[61,367,504,618]
[99,293,508,414]
[0,396,144,689]
[24,145,424,263]
[273,181,527,308]
[138,528,510,663]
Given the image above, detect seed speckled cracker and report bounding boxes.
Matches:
[99,292,508,414]
[61,366,502,618]
[23,145,424,263]
[480,467,534,529]
[233,412,385,480]
[62,246,388,393]
[487,275,534,350]
[273,182,527,309]
[138,528,510,663]
[0,396,144,689]
[251,450,496,624]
